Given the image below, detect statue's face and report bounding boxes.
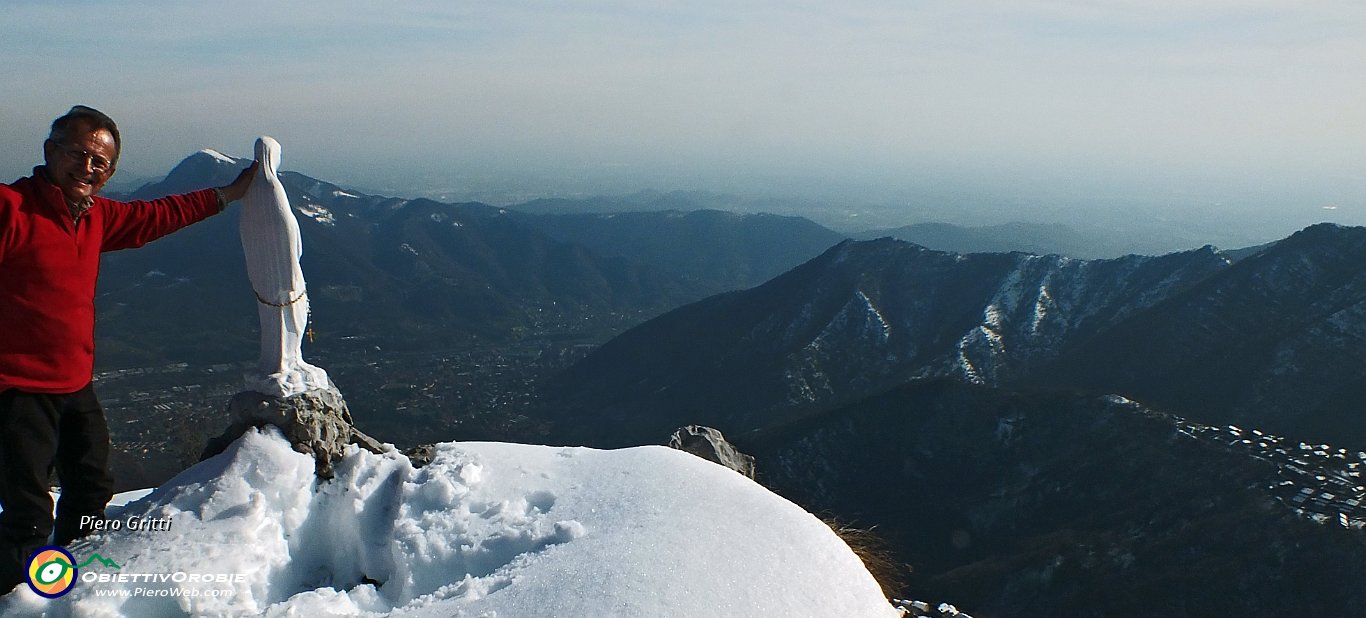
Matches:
[44,122,117,203]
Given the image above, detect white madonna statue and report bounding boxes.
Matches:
[238,136,330,398]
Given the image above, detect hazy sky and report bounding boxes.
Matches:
[3,1,1363,234]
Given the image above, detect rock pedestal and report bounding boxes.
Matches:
[666,425,756,479]
[201,386,385,479]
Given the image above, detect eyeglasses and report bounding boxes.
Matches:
[51,142,114,174]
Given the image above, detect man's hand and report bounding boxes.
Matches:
[218,161,260,204]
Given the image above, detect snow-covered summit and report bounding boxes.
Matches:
[1,428,895,617]
[197,149,238,165]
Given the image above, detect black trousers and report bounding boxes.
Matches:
[0,384,115,593]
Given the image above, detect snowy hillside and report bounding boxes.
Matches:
[544,237,1231,445]
[1,429,895,617]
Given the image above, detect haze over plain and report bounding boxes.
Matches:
[3,1,1363,247]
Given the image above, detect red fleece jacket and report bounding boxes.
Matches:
[0,169,223,394]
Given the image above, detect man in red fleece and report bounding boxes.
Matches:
[0,105,258,594]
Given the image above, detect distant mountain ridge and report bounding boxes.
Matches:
[511,188,1144,260]
[544,224,1366,450]
[852,221,1097,257]
[125,149,246,200]
[510,189,746,215]
[511,209,845,294]
[543,237,1233,445]
[1037,222,1366,447]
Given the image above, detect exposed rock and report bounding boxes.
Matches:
[894,599,975,618]
[350,427,387,456]
[667,425,756,478]
[201,386,385,478]
[404,444,439,469]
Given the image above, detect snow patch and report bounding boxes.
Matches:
[199,149,236,164]
[296,202,336,226]
[1031,284,1053,334]
[815,290,892,346]
[956,325,1006,384]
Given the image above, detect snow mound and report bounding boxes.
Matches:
[2,428,895,617]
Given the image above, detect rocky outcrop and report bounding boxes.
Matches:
[201,386,386,478]
[667,425,756,478]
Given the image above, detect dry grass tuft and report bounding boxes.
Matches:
[823,515,911,600]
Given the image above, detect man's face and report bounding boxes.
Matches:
[43,122,117,203]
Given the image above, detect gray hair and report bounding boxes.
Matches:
[49,105,121,164]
